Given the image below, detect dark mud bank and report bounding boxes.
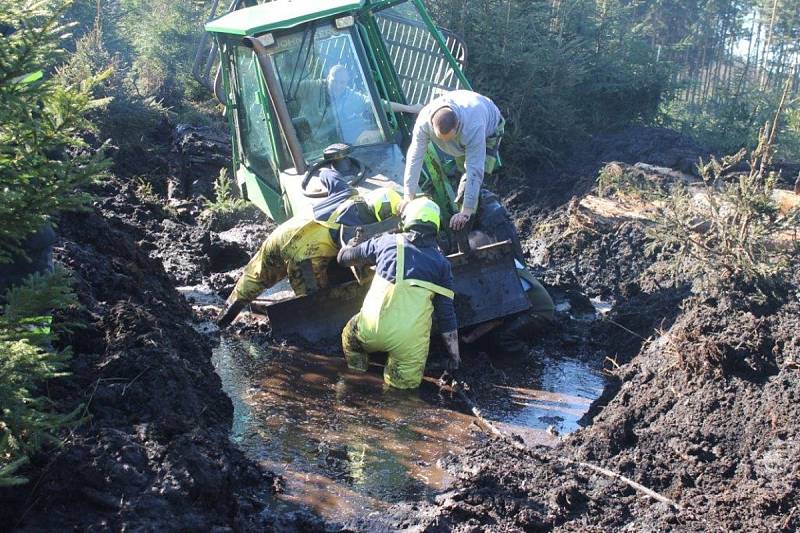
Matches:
[0,181,275,531]
[374,137,800,530]
[3,124,795,531]
[388,288,800,531]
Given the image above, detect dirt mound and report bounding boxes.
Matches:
[382,134,799,530]
[500,126,710,222]
[367,438,657,531]
[401,300,798,530]
[528,206,654,301]
[565,289,800,530]
[0,180,283,530]
[90,178,269,286]
[390,272,800,531]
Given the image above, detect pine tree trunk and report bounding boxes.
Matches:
[753,16,763,90]
[759,0,779,89]
[736,12,757,97]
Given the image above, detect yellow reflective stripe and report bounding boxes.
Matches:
[318,195,359,230]
[395,234,405,282]
[406,279,454,299]
[395,234,453,298]
[316,219,341,230]
[315,201,348,230]
[327,201,348,224]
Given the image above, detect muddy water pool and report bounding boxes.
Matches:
[212,336,607,523]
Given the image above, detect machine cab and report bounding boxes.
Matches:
[203,0,469,222]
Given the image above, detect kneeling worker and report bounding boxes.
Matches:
[217,170,400,328]
[338,198,460,389]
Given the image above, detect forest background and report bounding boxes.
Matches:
[65,0,800,169]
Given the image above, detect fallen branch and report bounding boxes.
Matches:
[441,374,684,512]
[602,317,648,341]
[571,459,683,510]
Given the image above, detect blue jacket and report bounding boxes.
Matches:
[310,168,374,241]
[339,231,457,332]
[312,168,358,222]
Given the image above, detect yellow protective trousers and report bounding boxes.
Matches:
[231,217,339,302]
[341,235,454,389]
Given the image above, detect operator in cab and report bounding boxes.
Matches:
[292,63,423,150]
[401,89,524,261]
[337,198,460,389]
[217,149,402,329]
[293,64,382,147]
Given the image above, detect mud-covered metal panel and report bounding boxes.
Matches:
[449,241,531,328]
[258,240,529,342]
[255,280,369,342]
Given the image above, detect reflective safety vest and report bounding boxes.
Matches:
[316,194,361,230]
[356,234,454,389]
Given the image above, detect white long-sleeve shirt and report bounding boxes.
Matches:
[403,90,502,211]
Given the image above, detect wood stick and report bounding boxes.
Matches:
[443,376,684,511]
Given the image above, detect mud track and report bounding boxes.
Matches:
[2,125,797,531]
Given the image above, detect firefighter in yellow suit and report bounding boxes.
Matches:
[216,170,401,328]
[338,198,461,389]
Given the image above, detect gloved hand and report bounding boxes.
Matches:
[217,299,246,329]
[346,226,365,247]
[441,330,461,371]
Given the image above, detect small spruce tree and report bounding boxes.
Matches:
[1,0,106,486]
[0,0,110,264]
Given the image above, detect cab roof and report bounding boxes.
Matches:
[205,0,366,36]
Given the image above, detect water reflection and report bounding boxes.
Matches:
[213,338,472,520]
[481,351,606,445]
[212,337,606,522]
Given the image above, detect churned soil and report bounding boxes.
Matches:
[389,285,799,532]
[0,179,270,530]
[499,125,710,229]
[372,126,800,531]
[3,124,797,531]
[0,176,312,531]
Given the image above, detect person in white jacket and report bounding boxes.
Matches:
[402,90,523,260]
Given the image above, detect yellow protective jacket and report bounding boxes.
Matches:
[232,197,364,301]
[342,233,455,389]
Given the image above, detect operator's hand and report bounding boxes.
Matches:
[449,211,472,231]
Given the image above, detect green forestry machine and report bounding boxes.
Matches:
[195,0,531,341]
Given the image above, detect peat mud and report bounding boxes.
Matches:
[0,176,311,531]
[393,285,800,531]
[370,139,799,530]
[4,123,796,531]
[100,178,269,286]
[499,126,711,227]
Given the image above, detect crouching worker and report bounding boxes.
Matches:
[217,172,398,328]
[338,198,460,389]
